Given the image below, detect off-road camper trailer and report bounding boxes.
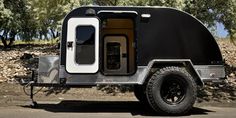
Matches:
[25,6,226,115]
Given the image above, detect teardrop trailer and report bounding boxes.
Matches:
[24,6,226,115]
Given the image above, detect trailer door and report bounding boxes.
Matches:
[66,18,99,73]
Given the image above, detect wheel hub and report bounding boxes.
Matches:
[160,75,187,105]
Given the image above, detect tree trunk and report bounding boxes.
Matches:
[56,32,59,37]
[39,31,43,40]
[8,32,16,47]
[0,31,16,48]
[0,35,8,48]
[50,28,57,39]
[0,30,9,48]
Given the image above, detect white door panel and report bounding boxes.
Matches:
[66,18,99,73]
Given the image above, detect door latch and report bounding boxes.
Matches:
[67,41,73,48]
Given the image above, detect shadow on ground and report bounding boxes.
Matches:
[22,100,214,116]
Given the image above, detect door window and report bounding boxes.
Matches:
[75,26,95,64]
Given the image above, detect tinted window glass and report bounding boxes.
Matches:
[75,26,95,64]
[76,26,95,45]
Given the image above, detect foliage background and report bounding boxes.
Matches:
[0,0,236,47]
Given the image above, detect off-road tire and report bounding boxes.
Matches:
[146,66,197,115]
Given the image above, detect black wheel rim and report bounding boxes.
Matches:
[160,74,187,105]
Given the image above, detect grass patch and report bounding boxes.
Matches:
[0,38,59,46]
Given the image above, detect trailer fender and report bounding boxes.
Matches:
[139,59,204,87]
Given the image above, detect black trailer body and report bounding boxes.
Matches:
[28,6,226,115]
[61,7,223,67]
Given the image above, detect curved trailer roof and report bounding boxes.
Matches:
[61,6,223,66]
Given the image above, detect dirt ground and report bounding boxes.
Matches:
[0,82,136,107]
[1,82,236,108]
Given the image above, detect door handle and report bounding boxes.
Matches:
[67,41,73,48]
